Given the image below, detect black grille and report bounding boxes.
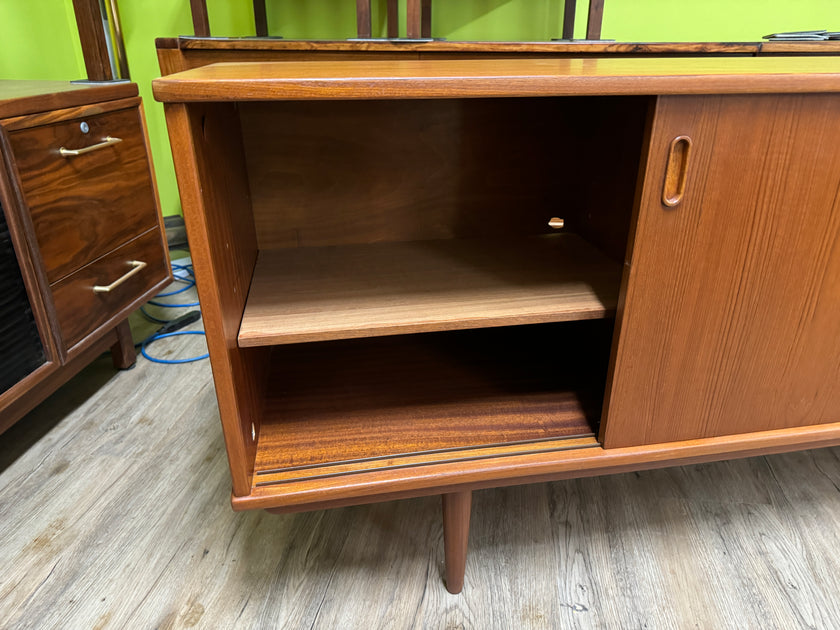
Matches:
[0,200,45,394]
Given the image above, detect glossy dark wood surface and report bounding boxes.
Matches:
[51,228,168,349]
[8,106,160,283]
[0,81,169,435]
[173,38,764,54]
[0,81,137,119]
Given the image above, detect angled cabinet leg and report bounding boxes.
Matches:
[110,319,136,370]
[442,490,472,594]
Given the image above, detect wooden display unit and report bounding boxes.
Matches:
[153,57,840,593]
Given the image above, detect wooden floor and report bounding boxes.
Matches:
[3,289,840,628]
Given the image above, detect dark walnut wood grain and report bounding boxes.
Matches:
[51,228,168,349]
[172,38,764,55]
[8,106,160,284]
[0,81,137,118]
[603,94,840,447]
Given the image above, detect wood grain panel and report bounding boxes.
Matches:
[603,94,840,447]
[254,321,611,472]
[239,235,621,346]
[8,106,159,283]
[1,97,141,132]
[151,58,840,103]
[51,228,168,349]
[240,97,641,250]
[173,38,763,55]
[0,81,137,118]
[163,103,268,497]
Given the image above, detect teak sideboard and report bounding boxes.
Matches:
[153,57,840,593]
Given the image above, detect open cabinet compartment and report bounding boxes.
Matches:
[185,93,654,507]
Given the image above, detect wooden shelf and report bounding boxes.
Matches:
[151,57,840,103]
[239,234,621,347]
[253,323,609,489]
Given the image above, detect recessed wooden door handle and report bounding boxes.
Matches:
[59,136,122,157]
[662,135,692,207]
[93,260,147,293]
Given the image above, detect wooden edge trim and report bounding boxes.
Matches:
[236,420,840,512]
[175,38,763,54]
[161,103,254,496]
[1,97,142,132]
[155,37,180,50]
[152,73,840,103]
[0,84,138,121]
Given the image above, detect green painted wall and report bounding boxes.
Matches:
[1,1,838,216]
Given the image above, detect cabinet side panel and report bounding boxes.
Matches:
[603,94,840,447]
[163,103,267,496]
[0,195,45,393]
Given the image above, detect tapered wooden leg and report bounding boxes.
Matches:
[442,490,471,594]
[110,320,136,370]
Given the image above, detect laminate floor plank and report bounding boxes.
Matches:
[3,286,840,628]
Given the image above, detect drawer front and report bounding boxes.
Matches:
[8,107,159,283]
[52,228,168,349]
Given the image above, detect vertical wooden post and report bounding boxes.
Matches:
[586,0,605,40]
[356,0,372,38]
[253,0,268,37]
[386,0,399,38]
[420,0,432,39]
[562,0,576,40]
[71,0,113,81]
[406,0,422,39]
[442,490,472,594]
[190,0,211,37]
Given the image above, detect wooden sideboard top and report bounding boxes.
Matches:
[161,37,763,55]
[158,37,840,56]
[0,81,138,119]
[152,57,840,102]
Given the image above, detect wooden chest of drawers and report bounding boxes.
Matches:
[0,80,171,433]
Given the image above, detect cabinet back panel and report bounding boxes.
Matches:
[239,97,648,251]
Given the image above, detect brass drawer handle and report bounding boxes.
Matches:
[59,136,123,157]
[93,260,147,293]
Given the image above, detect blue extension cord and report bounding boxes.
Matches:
[139,260,209,364]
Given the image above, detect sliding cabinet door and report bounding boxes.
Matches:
[602,94,840,448]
